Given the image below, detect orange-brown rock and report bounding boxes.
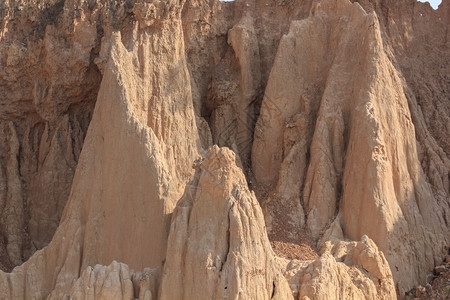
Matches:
[276,235,396,299]
[66,261,158,300]
[0,0,200,297]
[252,0,449,295]
[0,0,128,270]
[160,146,293,300]
[69,261,135,300]
[0,0,448,299]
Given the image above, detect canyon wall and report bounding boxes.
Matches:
[0,0,448,299]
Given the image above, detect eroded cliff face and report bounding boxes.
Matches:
[1,0,200,297]
[160,146,293,300]
[0,0,132,270]
[251,0,449,294]
[0,0,448,299]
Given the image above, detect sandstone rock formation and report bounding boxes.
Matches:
[69,261,158,300]
[278,235,396,299]
[160,146,293,300]
[0,0,123,270]
[69,261,135,300]
[0,0,448,299]
[252,0,449,295]
[0,0,200,297]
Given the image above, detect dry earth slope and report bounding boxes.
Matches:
[0,0,448,299]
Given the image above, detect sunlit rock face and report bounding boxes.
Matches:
[0,0,448,299]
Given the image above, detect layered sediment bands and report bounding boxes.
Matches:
[252,0,449,294]
[0,0,200,297]
[160,146,293,300]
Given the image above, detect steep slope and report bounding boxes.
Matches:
[252,0,449,295]
[182,0,314,170]
[159,146,396,300]
[160,146,293,300]
[0,0,129,270]
[352,0,450,159]
[352,0,450,235]
[0,0,200,297]
[0,0,448,299]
